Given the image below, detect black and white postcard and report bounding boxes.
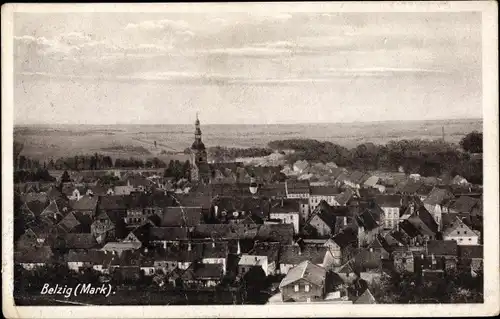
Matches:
[2,2,498,318]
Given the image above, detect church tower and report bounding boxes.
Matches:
[190,113,207,182]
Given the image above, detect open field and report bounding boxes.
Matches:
[14,119,482,161]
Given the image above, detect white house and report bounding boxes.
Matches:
[443,217,479,246]
[269,212,300,234]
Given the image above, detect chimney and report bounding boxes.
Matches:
[188,242,192,251]
[237,240,241,255]
[163,241,167,249]
[343,216,347,226]
[214,205,218,218]
[298,246,302,256]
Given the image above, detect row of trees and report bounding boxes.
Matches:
[208,146,274,162]
[164,160,191,181]
[15,153,173,171]
[269,132,483,184]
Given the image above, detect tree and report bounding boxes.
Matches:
[240,267,268,304]
[460,131,483,153]
[61,170,71,183]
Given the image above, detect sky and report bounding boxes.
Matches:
[13,10,482,125]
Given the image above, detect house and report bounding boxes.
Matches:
[14,246,53,270]
[53,233,98,251]
[91,210,126,244]
[39,198,70,224]
[425,240,459,271]
[393,250,415,273]
[403,204,439,241]
[458,245,483,276]
[69,195,98,217]
[238,255,268,277]
[285,180,310,199]
[256,224,294,245]
[442,216,479,246]
[445,196,481,216]
[279,261,326,302]
[423,188,455,230]
[149,227,190,248]
[374,195,402,230]
[333,188,355,207]
[270,199,301,233]
[16,225,55,250]
[113,182,135,196]
[123,193,175,227]
[101,241,142,256]
[65,249,111,273]
[363,176,380,189]
[279,245,332,274]
[306,202,338,238]
[123,223,152,247]
[19,200,47,221]
[201,241,229,274]
[293,160,310,174]
[57,211,93,233]
[344,171,370,189]
[325,228,358,267]
[181,263,224,288]
[352,248,385,283]
[247,242,281,276]
[355,208,382,248]
[160,206,203,227]
[309,186,341,210]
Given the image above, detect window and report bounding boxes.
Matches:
[305,284,310,292]
[469,238,472,241]
[294,284,299,292]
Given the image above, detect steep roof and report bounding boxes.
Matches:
[407,206,438,236]
[60,233,98,249]
[426,240,458,256]
[150,227,190,241]
[332,228,358,249]
[256,224,294,244]
[279,245,328,265]
[161,206,203,227]
[191,263,223,279]
[374,195,402,208]
[356,209,380,231]
[22,200,48,217]
[423,188,454,206]
[14,246,53,263]
[310,186,341,196]
[57,212,81,233]
[442,217,476,238]
[70,195,98,211]
[354,288,377,304]
[279,260,326,288]
[448,196,480,213]
[334,189,355,206]
[285,180,310,195]
[98,195,128,211]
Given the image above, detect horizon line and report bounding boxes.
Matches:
[14,117,483,127]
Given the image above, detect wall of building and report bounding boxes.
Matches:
[281,279,324,302]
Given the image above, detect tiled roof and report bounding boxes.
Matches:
[285,180,310,194]
[150,227,190,241]
[255,224,294,244]
[61,233,98,249]
[374,195,402,208]
[279,245,327,265]
[407,206,438,236]
[57,212,81,233]
[354,288,376,304]
[426,240,458,256]
[161,206,203,227]
[98,195,128,211]
[279,260,326,288]
[23,200,47,217]
[192,263,224,279]
[332,228,358,249]
[310,186,341,196]
[423,188,454,206]
[70,195,98,211]
[249,242,280,262]
[448,196,480,213]
[334,189,355,206]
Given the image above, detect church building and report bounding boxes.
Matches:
[190,114,210,184]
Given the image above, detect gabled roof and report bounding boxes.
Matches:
[255,224,294,244]
[354,288,376,304]
[407,206,438,236]
[448,196,480,213]
[60,233,98,249]
[161,206,203,227]
[363,176,380,188]
[310,186,341,196]
[22,200,47,217]
[353,248,383,271]
[442,216,476,238]
[150,227,190,241]
[285,180,310,195]
[239,255,267,266]
[202,241,229,259]
[70,195,98,211]
[101,241,142,251]
[98,195,128,211]
[249,242,280,262]
[279,245,328,265]
[125,193,175,209]
[332,228,358,249]
[356,209,380,231]
[57,212,81,233]
[65,249,110,263]
[374,195,402,208]
[279,260,326,288]
[426,240,458,256]
[423,188,454,206]
[187,263,223,279]
[270,199,300,214]
[334,189,355,206]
